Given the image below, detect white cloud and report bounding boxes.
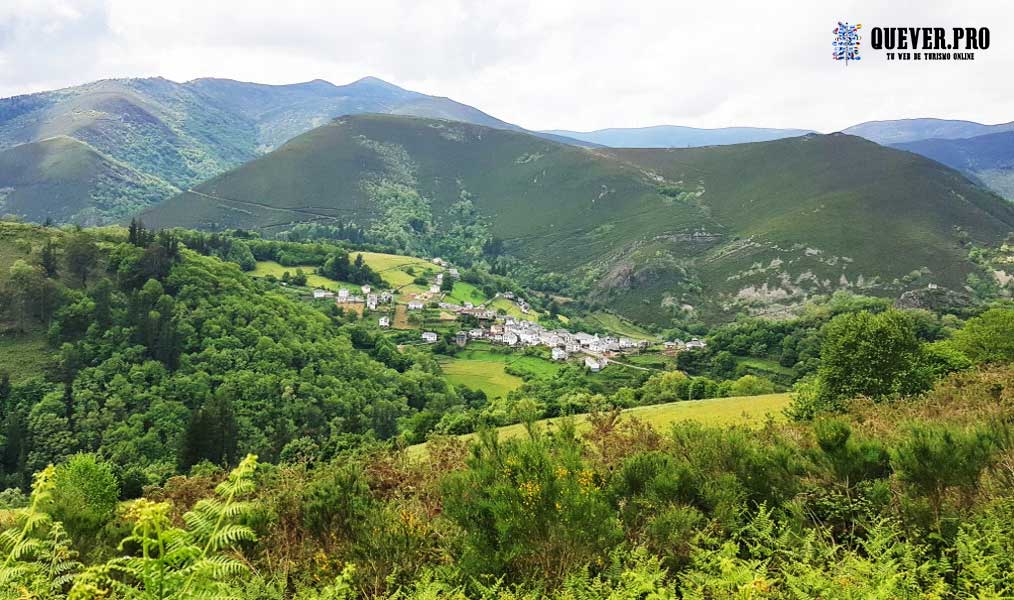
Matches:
[0,0,1011,131]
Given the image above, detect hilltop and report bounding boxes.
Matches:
[143,115,1014,323]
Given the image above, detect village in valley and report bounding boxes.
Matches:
[304,254,706,373]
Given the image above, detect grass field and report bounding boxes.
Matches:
[438,346,564,398]
[587,311,658,340]
[445,281,487,306]
[489,298,539,321]
[407,393,791,457]
[251,261,349,290]
[358,252,440,289]
[0,331,55,383]
[438,356,524,399]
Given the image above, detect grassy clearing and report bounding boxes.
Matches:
[407,393,791,457]
[438,356,524,399]
[737,357,796,377]
[438,347,564,398]
[251,261,350,290]
[587,311,658,340]
[358,252,440,289]
[0,331,55,383]
[445,281,487,306]
[489,298,539,321]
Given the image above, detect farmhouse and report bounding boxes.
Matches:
[429,285,441,294]
[312,289,334,299]
[551,347,568,361]
[378,316,390,328]
[366,294,378,310]
[337,288,349,300]
[455,331,468,347]
[686,338,707,350]
[584,356,606,372]
[361,285,371,295]
[408,300,425,310]
[422,332,438,343]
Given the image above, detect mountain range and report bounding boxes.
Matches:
[540,125,814,148]
[142,114,1014,323]
[2,75,1014,322]
[0,76,589,223]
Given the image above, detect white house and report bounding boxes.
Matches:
[361,285,371,295]
[337,288,349,300]
[551,347,568,361]
[503,332,520,346]
[312,289,334,299]
[429,285,441,294]
[422,332,439,343]
[378,316,390,328]
[448,268,460,278]
[435,273,444,284]
[584,356,606,372]
[366,294,378,310]
[408,300,425,310]
[519,331,540,346]
[686,338,707,350]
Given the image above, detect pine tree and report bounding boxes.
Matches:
[39,239,58,278]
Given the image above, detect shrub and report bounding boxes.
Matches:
[50,454,119,545]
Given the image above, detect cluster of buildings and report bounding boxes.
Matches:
[313,285,394,311]
[663,338,708,354]
[457,317,649,369]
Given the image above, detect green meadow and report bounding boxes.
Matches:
[408,392,792,457]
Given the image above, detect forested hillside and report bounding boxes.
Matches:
[0,220,1012,597]
[144,115,1014,324]
[0,76,577,224]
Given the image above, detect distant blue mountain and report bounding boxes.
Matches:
[539,125,813,148]
[892,131,1014,200]
[844,118,1014,145]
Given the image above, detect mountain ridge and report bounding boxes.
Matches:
[0,75,593,224]
[142,113,1014,323]
[541,124,814,148]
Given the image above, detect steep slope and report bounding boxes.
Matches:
[844,118,1014,145]
[892,131,1014,200]
[144,114,713,271]
[0,76,590,223]
[604,133,1014,320]
[144,116,1014,323]
[541,125,813,148]
[0,78,258,191]
[0,136,178,225]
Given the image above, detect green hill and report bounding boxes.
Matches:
[143,115,1014,323]
[0,136,178,224]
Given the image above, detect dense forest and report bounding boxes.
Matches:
[0,221,1012,598]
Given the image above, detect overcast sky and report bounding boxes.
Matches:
[1,0,1011,132]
